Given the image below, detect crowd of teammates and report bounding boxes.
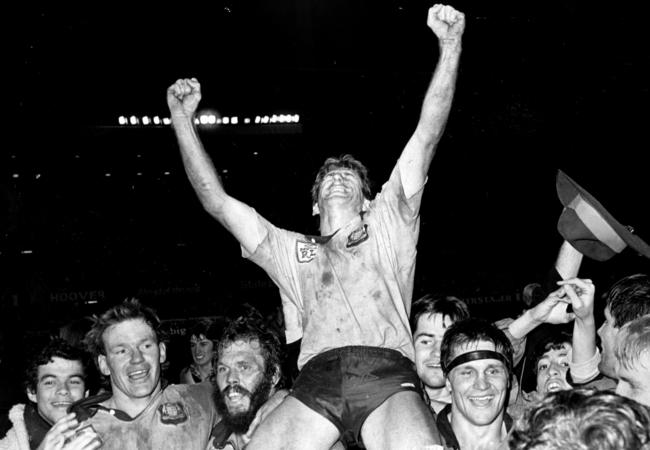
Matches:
[1,275,648,449]
[2,2,650,448]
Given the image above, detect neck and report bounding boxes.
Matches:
[196,362,213,379]
[105,382,162,418]
[318,207,360,236]
[425,386,450,414]
[450,409,506,450]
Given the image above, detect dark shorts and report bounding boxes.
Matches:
[289,346,423,448]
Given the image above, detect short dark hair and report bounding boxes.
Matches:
[25,337,87,393]
[311,154,372,205]
[606,273,650,328]
[509,388,650,450]
[217,311,283,387]
[187,318,222,343]
[410,294,470,333]
[84,298,162,358]
[440,318,514,377]
[530,330,572,375]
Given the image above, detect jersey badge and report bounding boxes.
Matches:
[296,240,318,263]
[346,224,369,248]
[159,402,188,425]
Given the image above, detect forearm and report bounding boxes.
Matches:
[399,41,461,194]
[415,40,462,147]
[507,309,541,340]
[572,315,598,365]
[172,115,267,253]
[172,116,229,217]
[555,240,583,280]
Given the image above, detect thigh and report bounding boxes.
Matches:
[246,396,341,450]
[360,391,441,450]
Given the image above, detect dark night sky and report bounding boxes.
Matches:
[4,1,650,328]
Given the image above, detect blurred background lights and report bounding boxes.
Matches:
[114,112,299,127]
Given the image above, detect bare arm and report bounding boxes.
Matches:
[555,240,583,279]
[508,286,576,340]
[558,278,598,367]
[168,78,266,254]
[399,4,464,199]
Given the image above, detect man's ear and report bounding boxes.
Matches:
[84,390,90,398]
[159,342,167,364]
[26,388,37,404]
[361,198,370,211]
[312,203,320,216]
[97,355,111,377]
[445,377,452,393]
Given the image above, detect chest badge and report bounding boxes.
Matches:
[346,224,369,248]
[159,402,188,425]
[296,240,318,263]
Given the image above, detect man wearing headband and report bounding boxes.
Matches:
[436,318,514,450]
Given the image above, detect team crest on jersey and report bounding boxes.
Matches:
[159,402,188,425]
[346,224,369,248]
[296,240,319,263]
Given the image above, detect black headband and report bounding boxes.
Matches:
[443,350,512,375]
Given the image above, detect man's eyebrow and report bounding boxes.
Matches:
[414,332,435,339]
[486,362,506,369]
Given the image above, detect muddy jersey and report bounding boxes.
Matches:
[245,165,423,368]
[87,382,217,450]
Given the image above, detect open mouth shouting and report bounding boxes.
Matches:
[128,367,150,382]
[544,378,569,393]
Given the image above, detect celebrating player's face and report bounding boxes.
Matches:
[414,313,454,389]
[98,318,166,403]
[215,339,275,433]
[27,357,87,424]
[446,341,509,427]
[535,344,572,395]
[317,169,365,209]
